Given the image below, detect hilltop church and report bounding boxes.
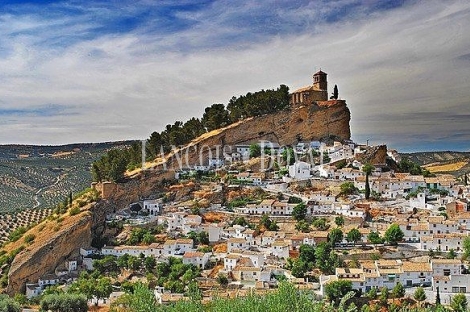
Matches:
[290,70,344,107]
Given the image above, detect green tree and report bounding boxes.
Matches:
[128,256,141,271]
[362,163,374,198]
[201,104,230,132]
[312,218,329,231]
[217,274,229,287]
[282,147,296,166]
[299,244,316,265]
[463,236,470,259]
[142,232,156,245]
[451,293,468,312]
[287,196,303,204]
[330,84,339,100]
[379,287,389,306]
[366,287,377,300]
[40,293,88,312]
[465,173,468,186]
[368,231,384,244]
[259,214,279,231]
[447,248,457,259]
[328,228,343,246]
[146,131,164,159]
[384,224,404,245]
[414,286,426,305]
[335,216,344,227]
[295,220,311,233]
[249,143,261,158]
[392,282,405,298]
[113,282,156,312]
[68,191,73,208]
[186,281,202,301]
[346,228,361,245]
[144,256,157,271]
[292,203,307,221]
[95,277,113,305]
[197,231,210,245]
[232,216,248,227]
[365,173,371,200]
[0,295,21,312]
[324,280,353,305]
[290,258,307,278]
[91,163,102,182]
[340,182,356,196]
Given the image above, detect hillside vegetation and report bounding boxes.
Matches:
[92,85,290,182]
[401,151,470,177]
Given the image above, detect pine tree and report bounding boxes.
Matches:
[436,286,441,305]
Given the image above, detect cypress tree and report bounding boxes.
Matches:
[365,173,371,200]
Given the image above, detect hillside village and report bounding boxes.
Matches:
[2,71,469,312]
[22,137,470,309]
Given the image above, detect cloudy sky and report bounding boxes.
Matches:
[0,0,469,152]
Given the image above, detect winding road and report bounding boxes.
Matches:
[32,173,66,208]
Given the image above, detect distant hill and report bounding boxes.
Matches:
[400,151,470,177]
[0,141,135,213]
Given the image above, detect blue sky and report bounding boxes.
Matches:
[0,0,469,152]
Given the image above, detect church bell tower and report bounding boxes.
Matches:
[313,70,327,91]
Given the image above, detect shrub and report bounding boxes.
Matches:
[40,293,87,312]
[69,207,81,216]
[8,227,27,242]
[24,234,36,244]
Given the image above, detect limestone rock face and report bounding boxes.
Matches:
[6,213,93,295]
[355,145,388,165]
[166,102,351,169]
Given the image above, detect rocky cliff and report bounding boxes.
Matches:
[6,212,93,295]
[164,102,351,169]
[5,102,350,294]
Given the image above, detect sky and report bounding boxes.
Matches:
[0,0,469,152]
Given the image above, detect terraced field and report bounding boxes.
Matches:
[0,209,52,245]
[0,142,133,213]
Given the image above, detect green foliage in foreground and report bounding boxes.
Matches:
[0,294,21,312]
[110,282,454,312]
[39,293,88,312]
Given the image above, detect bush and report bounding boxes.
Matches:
[0,294,21,312]
[40,293,88,312]
[24,234,36,244]
[69,206,81,216]
[8,227,27,242]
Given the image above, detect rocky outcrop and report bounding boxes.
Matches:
[6,212,93,295]
[164,102,351,169]
[355,145,388,165]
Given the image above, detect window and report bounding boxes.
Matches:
[452,287,465,293]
